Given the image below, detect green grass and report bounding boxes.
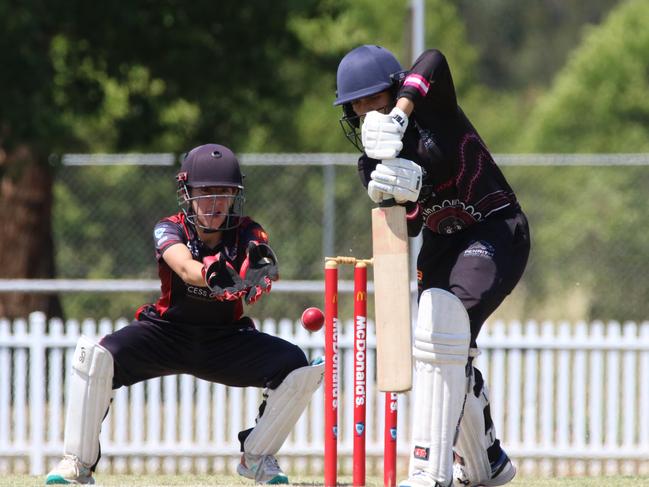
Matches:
[2,475,649,487]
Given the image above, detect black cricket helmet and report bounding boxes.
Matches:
[176,144,245,231]
[333,45,406,151]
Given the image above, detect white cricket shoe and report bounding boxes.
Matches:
[453,450,516,486]
[237,453,289,484]
[45,454,94,485]
[399,470,451,487]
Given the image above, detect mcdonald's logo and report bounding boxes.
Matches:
[356,291,366,302]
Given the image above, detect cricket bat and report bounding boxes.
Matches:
[371,198,413,392]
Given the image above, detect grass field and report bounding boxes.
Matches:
[2,475,649,487]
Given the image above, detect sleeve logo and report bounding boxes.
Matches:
[413,445,430,461]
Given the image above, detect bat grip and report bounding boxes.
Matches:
[379,197,397,208]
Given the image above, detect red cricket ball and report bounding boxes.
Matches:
[301,307,325,332]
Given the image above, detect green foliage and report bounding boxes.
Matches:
[289,0,407,57]
[287,0,479,152]
[453,0,622,152]
[509,0,649,320]
[1,0,319,154]
[504,165,649,321]
[4,0,648,322]
[460,86,533,153]
[54,166,176,279]
[54,165,177,318]
[423,0,478,94]
[457,0,622,90]
[287,0,409,153]
[520,0,649,152]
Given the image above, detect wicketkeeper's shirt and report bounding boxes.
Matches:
[136,212,269,326]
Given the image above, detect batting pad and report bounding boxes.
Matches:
[408,289,470,485]
[453,354,497,485]
[64,335,114,466]
[244,361,324,455]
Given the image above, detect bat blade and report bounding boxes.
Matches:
[371,203,412,392]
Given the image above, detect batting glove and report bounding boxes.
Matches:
[361,107,408,160]
[240,241,279,304]
[202,253,248,301]
[367,180,387,203]
[369,158,422,203]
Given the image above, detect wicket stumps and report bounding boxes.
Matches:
[324,256,399,487]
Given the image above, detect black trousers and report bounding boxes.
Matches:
[100,313,308,390]
[417,207,530,347]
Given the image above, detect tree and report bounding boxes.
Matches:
[457,0,622,91]
[516,0,649,319]
[0,0,316,318]
[519,0,649,152]
[286,0,479,152]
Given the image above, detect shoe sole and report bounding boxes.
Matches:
[46,474,94,485]
[45,476,71,485]
[237,464,288,484]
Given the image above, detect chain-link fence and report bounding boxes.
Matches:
[50,154,374,321]
[23,153,649,322]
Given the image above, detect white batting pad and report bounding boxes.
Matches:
[64,335,114,465]
[453,354,499,486]
[408,289,470,485]
[244,361,324,455]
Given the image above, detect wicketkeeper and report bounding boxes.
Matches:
[46,144,323,485]
[334,45,531,487]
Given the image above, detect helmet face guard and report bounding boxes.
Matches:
[176,144,245,232]
[177,183,245,232]
[339,103,363,152]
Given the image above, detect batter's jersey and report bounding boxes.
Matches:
[358,49,519,236]
[136,212,270,326]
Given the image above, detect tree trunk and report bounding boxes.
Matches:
[0,145,62,319]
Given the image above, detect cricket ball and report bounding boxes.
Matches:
[301,307,325,332]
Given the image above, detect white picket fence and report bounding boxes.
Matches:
[1,312,649,477]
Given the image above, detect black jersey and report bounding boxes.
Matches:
[136,212,270,326]
[358,49,519,236]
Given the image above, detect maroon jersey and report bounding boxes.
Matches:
[137,212,270,326]
[358,49,518,236]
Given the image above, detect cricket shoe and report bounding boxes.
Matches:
[45,454,94,484]
[399,470,451,487]
[453,449,516,486]
[237,453,289,484]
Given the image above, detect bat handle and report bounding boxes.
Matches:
[379,197,397,208]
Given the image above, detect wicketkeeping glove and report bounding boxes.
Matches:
[202,253,248,301]
[369,158,422,203]
[240,241,279,304]
[361,107,408,159]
